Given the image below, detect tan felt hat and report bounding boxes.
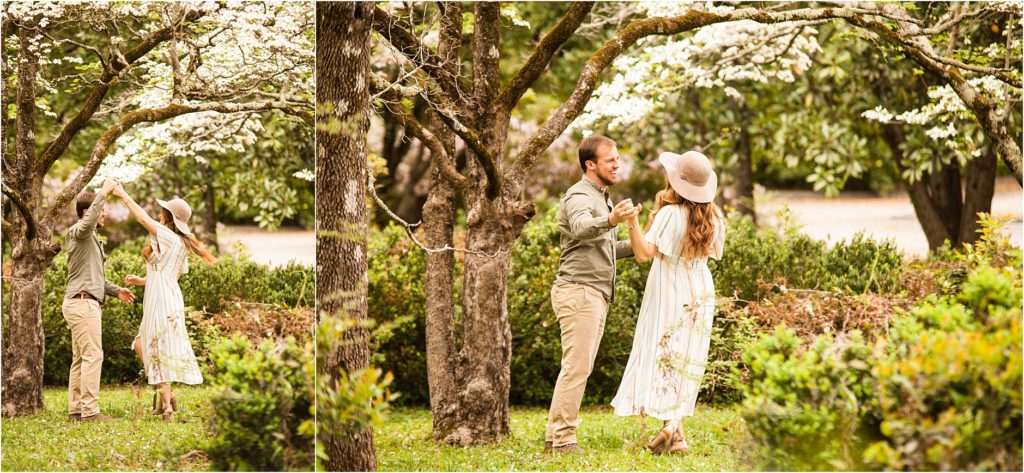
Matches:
[156,198,193,235]
[657,150,718,203]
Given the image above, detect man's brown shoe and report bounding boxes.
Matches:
[544,441,552,453]
[553,443,582,454]
[80,413,117,422]
[68,413,81,422]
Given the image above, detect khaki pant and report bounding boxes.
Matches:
[62,299,103,417]
[545,283,609,447]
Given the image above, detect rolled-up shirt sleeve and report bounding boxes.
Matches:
[104,280,122,298]
[68,193,106,240]
[563,191,613,240]
[614,239,634,259]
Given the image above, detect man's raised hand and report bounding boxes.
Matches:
[608,199,636,226]
[100,179,117,195]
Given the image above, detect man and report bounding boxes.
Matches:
[63,178,135,422]
[545,135,638,454]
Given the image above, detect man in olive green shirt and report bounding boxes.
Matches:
[545,135,638,454]
[63,178,135,422]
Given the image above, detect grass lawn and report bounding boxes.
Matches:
[2,385,213,471]
[376,404,756,471]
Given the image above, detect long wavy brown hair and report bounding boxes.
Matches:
[142,208,217,265]
[644,181,722,259]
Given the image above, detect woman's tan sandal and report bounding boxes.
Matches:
[646,428,673,455]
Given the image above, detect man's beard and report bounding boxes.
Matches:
[596,172,616,187]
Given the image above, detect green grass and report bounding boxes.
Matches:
[376,405,756,471]
[2,385,213,471]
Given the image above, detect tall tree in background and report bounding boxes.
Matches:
[315,2,376,470]
[364,1,1021,445]
[1,2,313,417]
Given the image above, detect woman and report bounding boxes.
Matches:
[611,150,726,455]
[113,183,215,421]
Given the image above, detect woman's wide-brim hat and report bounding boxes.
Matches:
[156,198,193,235]
[658,150,718,203]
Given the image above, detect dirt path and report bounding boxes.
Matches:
[758,177,1022,258]
[219,225,314,267]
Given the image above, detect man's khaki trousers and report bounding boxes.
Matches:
[545,283,609,447]
[62,298,103,417]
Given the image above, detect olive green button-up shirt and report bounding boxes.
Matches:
[64,193,123,304]
[553,175,634,302]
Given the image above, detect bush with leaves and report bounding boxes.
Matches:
[739,326,880,471]
[740,261,1022,471]
[865,264,1022,471]
[204,334,315,471]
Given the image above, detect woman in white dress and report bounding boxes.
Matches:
[112,183,215,421]
[611,150,726,455]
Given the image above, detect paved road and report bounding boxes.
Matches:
[219,225,314,267]
[758,177,1022,258]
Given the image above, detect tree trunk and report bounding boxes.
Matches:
[316,2,376,470]
[732,96,755,220]
[2,246,51,417]
[421,0,467,442]
[882,123,955,249]
[201,161,218,250]
[958,146,997,244]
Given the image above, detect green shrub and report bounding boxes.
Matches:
[739,327,879,471]
[740,264,1022,471]
[709,214,903,300]
[205,334,314,471]
[366,224,436,406]
[37,237,314,386]
[865,265,1023,471]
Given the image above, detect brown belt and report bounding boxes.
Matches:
[71,292,97,301]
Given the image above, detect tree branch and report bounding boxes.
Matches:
[372,98,467,193]
[1,183,37,241]
[371,5,470,113]
[33,7,208,176]
[496,2,595,114]
[42,100,303,226]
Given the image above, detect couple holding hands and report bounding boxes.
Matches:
[62,179,213,422]
[545,135,725,455]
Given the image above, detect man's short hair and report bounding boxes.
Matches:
[76,193,95,219]
[578,135,616,172]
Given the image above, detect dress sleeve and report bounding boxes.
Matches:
[178,253,189,277]
[644,207,682,258]
[710,215,726,260]
[154,225,180,257]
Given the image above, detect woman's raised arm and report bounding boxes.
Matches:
[113,183,159,236]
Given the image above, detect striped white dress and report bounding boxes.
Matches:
[136,225,203,386]
[611,204,725,420]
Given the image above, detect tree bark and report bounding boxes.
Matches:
[316,2,376,470]
[882,123,955,249]
[201,161,218,250]
[420,1,463,441]
[959,146,997,244]
[732,96,755,220]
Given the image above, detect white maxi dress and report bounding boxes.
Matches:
[136,225,203,386]
[610,205,725,420]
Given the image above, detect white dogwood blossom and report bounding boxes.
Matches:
[82,2,314,185]
[573,3,821,133]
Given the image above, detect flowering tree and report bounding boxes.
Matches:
[573,2,1021,248]
[1,1,313,416]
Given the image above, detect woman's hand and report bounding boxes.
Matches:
[125,274,145,286]
[112,182,127,198]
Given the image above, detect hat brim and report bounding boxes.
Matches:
[658,152,718,203]
[156,199,192,235]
